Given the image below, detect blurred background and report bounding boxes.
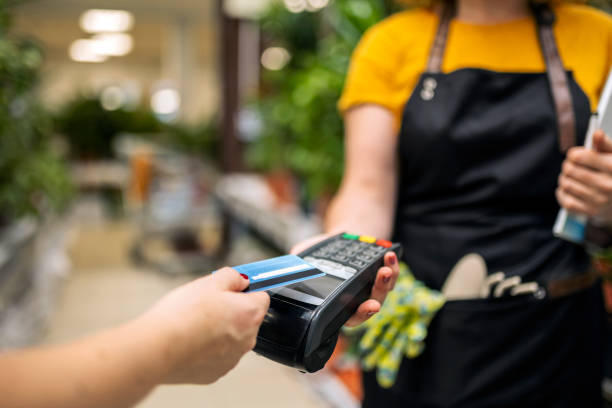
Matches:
[1,0,612,407]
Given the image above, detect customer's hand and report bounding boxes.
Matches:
[291,234,400,328]
[557,130,612,224]
[140,267,270,385]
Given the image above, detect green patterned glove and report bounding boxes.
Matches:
[355,264,445,388]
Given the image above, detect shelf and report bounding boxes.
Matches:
[214,173,322,253]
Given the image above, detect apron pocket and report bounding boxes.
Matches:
[390,284,604,407]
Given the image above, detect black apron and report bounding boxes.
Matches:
[362,4,605,407]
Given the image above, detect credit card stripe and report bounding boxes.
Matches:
[249,268,323,290]
[251,264,313,281]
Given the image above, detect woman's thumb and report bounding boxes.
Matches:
[593,130,612,153]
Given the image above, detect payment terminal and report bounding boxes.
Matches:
[251,233,401,373]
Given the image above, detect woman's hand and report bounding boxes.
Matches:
[345,251,400,327]
[291,235,400,328]
[557,130,612,224]
[141,268,270,385]
[290,233,332,255]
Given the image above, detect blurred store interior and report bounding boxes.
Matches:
[3,0,612,407]
[0,0,389,406]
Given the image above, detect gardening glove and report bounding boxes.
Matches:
[357,264,445,388]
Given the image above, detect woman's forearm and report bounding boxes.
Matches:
[325,182,396,239]
[325,105,398,239]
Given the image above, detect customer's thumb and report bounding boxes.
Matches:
[211,267,249,292]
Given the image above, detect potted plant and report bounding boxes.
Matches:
[0,1,72,225]
[247,0,392,214]
[0,0,74,347]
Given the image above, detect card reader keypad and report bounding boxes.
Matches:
[302,233,394,281]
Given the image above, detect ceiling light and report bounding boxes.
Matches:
[100,86,127,111]
[80,9,134,33]
[224,0,271,19]
[261,47,291,70]
[307,0,330,10]
[283,0,306,13]
[91,33,133,57]
[69,39,107,63]
[151,88,181,116]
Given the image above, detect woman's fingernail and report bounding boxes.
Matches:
[390,254,396,265]
[240,273,249,280]
[383,276,391,284]
[367,311,376,316]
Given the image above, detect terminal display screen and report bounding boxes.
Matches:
[286,274,344,299]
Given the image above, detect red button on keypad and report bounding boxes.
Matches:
[376,239,392,248]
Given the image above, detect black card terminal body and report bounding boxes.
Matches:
[254,233,402,372]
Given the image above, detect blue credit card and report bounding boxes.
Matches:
[233,255,324,292]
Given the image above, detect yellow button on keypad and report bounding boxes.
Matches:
[359,236,376,243]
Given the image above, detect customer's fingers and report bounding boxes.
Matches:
[245,291,271,320]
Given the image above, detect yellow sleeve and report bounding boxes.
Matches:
[556,4,612,110]
[338,10,434,130]
[338,22,402,119]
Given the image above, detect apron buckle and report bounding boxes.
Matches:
[420,77,437,101]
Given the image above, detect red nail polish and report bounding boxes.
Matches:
[389,254,396,265]
[240,273,249,280]
[383,276,391,284]
[367,311,376,316]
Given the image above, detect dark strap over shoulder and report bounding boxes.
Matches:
[426,2,455,73]
[425,1,576,152]
[531,2,576,152]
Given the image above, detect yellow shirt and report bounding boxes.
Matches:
[338,4,612,131]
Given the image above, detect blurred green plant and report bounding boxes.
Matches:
[156,119,219,160]
[54,94,219,161]
[247,0,391,203]
[0,0,72,221]
[589,0,612,12]
[54,96,162,159]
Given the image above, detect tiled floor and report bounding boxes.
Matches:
[40,219,324,408]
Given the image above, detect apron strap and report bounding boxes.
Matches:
[425,2,455,73]
[425,1,576,152]
[531,2,576,152]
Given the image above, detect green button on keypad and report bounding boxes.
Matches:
[342,233,359,240]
